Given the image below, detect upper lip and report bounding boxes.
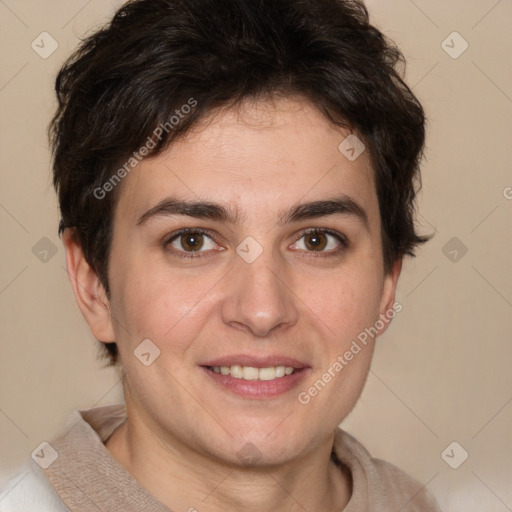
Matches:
[201,355,309,369]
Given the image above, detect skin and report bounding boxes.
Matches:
[63,96,402,512]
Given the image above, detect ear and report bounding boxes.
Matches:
[376,258,403,336]
[62,229,115,343]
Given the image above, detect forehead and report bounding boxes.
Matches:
[115,97,380,228]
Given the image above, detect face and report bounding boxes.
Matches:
[85,97,400,466]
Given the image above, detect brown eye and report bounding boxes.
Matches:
[291,229,346,254]
[167,230,217,253]
[180,232,204,251]
[304,231,328,251]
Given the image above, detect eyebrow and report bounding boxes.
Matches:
[137,199,240,226]
[136,195,369,229]
[278,196,368,228]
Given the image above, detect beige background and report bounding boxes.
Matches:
[1,1,511,510]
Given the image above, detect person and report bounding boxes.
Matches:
[0,0,441,510]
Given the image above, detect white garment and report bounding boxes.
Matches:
[0,460,69,512]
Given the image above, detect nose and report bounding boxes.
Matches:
[220,247,299,337]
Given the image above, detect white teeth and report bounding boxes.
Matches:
[230,365,243,379]
[211,365,296,381]
[259,367,278,380]
[275,366,286,378]
[242,366,259,380]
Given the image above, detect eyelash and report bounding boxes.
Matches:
[163,227,348,259]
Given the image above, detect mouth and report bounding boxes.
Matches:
[200,356,310,399]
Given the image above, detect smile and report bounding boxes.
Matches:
[205,365,296,381]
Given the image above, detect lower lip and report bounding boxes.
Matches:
[201,367,310,399]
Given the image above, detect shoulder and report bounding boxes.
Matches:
[0,460,69,512]
[333,428,442,511]
[370,457,442,511]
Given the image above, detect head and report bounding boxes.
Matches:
[52,0,429,466]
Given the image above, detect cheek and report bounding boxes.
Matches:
[110,256,221,356]
[300,268,383,417]
[305,265,383,343]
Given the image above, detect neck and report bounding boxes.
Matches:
[105,408,351,512]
